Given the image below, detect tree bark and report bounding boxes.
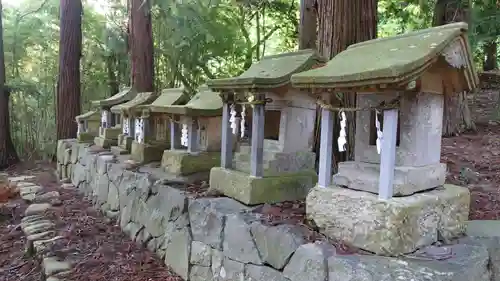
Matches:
[0,0,19,169]
[432,0,475,136]
[56,0,82,140]
[483,40,498,71]
[316,0,377,165]
[128,0,154,92]
[106,54,119,96]
[299,0,317,50]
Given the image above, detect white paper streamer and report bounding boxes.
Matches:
[375,110,383,154]
[101,110,108,128]
[122,118,129,135]
[181,123,189,147]
[338,111,347,152]
[230,105,238,135]
[240,106,246,138]
[135,118,144,143]
[77,122,83,136]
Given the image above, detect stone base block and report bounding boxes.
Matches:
[209,167,317,205]
[306,184,470,255]
[332,161,446,196]
[130,141,169,164]
[94,136,117,149]
[161,150,220,176]
[117,134,134,152]
[110,146,129,155]
[77,132,95,143]
[99,127,121,140]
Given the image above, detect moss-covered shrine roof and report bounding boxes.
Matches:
[291,22,479,91]
[207,49,327,91]
[145,87,190,113]
[91,87,137,108]
[75,110,100,122]
[155,85,222,117]
[110,91,158,115]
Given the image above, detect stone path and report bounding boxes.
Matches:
[11,176,72,281]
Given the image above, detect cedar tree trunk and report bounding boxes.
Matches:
[299,0,317,50]
[433,0,475,136]
[0,0,19,169]
[316,0,377,166]
[56,0,82,140]
[484,40,498,71]
[128,0,154,92]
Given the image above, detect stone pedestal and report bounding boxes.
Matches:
[77,132,94,143]
[333,161,447,196]
[94,127,121,149]
[210,167,317,205]
[161,150,220,176]
[306,184,470,255]
[111,134,134,155]
[130,141,169,164]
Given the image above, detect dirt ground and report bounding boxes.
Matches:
[0,124,499,280]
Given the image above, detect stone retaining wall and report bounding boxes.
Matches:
[57,139,500,281]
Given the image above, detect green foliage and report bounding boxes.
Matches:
[2,0,499,159]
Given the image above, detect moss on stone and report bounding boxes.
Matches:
[209,167,318,205]
[130,141,169,164]
[94,137,117,149]
[77,132,95,143]
[161,150,221,176]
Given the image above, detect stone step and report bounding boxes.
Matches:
[238,140,282,155]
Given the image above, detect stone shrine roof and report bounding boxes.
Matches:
[75,110,100,122]
[157,85,223,117]
[145,87,189,113]
[91,87,137,108]
[110,91,158,115]
[291,22,479,92]
[207,49,326,91]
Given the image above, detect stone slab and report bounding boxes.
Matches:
[110,146,129,155]
[130,141,169,164]
[306,184,470,255]
[466,220,500,237]
[328,243,490,281]
[209,167,317,205]
[25,203,52,216]
[94,136,117,149]
[77,132,95,143]
[333,161,447,196]
[161,150,220,176]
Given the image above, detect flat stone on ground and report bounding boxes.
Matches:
[35,191,60,202]
[25,203,52,216]
[8,176,35,182]
[42,257,71,276]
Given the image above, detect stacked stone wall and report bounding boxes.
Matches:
[57,139,500,281]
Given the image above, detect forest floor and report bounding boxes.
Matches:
[0,123,499,280]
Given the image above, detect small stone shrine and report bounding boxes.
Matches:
[291,23,479,255]
[207,49,326,205]
[93,87,137,148]
[159,85,225,180]
[109,91,158,155]
[75,110,100,143]
[129,87,188,163]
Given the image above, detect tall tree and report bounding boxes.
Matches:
[56,0,83,140]
[128,0,154,92]
[0,0,19,169]
[316,0,377,164]
[483,40,497,71]
[299,0,317,49]
[432,0,475,136]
